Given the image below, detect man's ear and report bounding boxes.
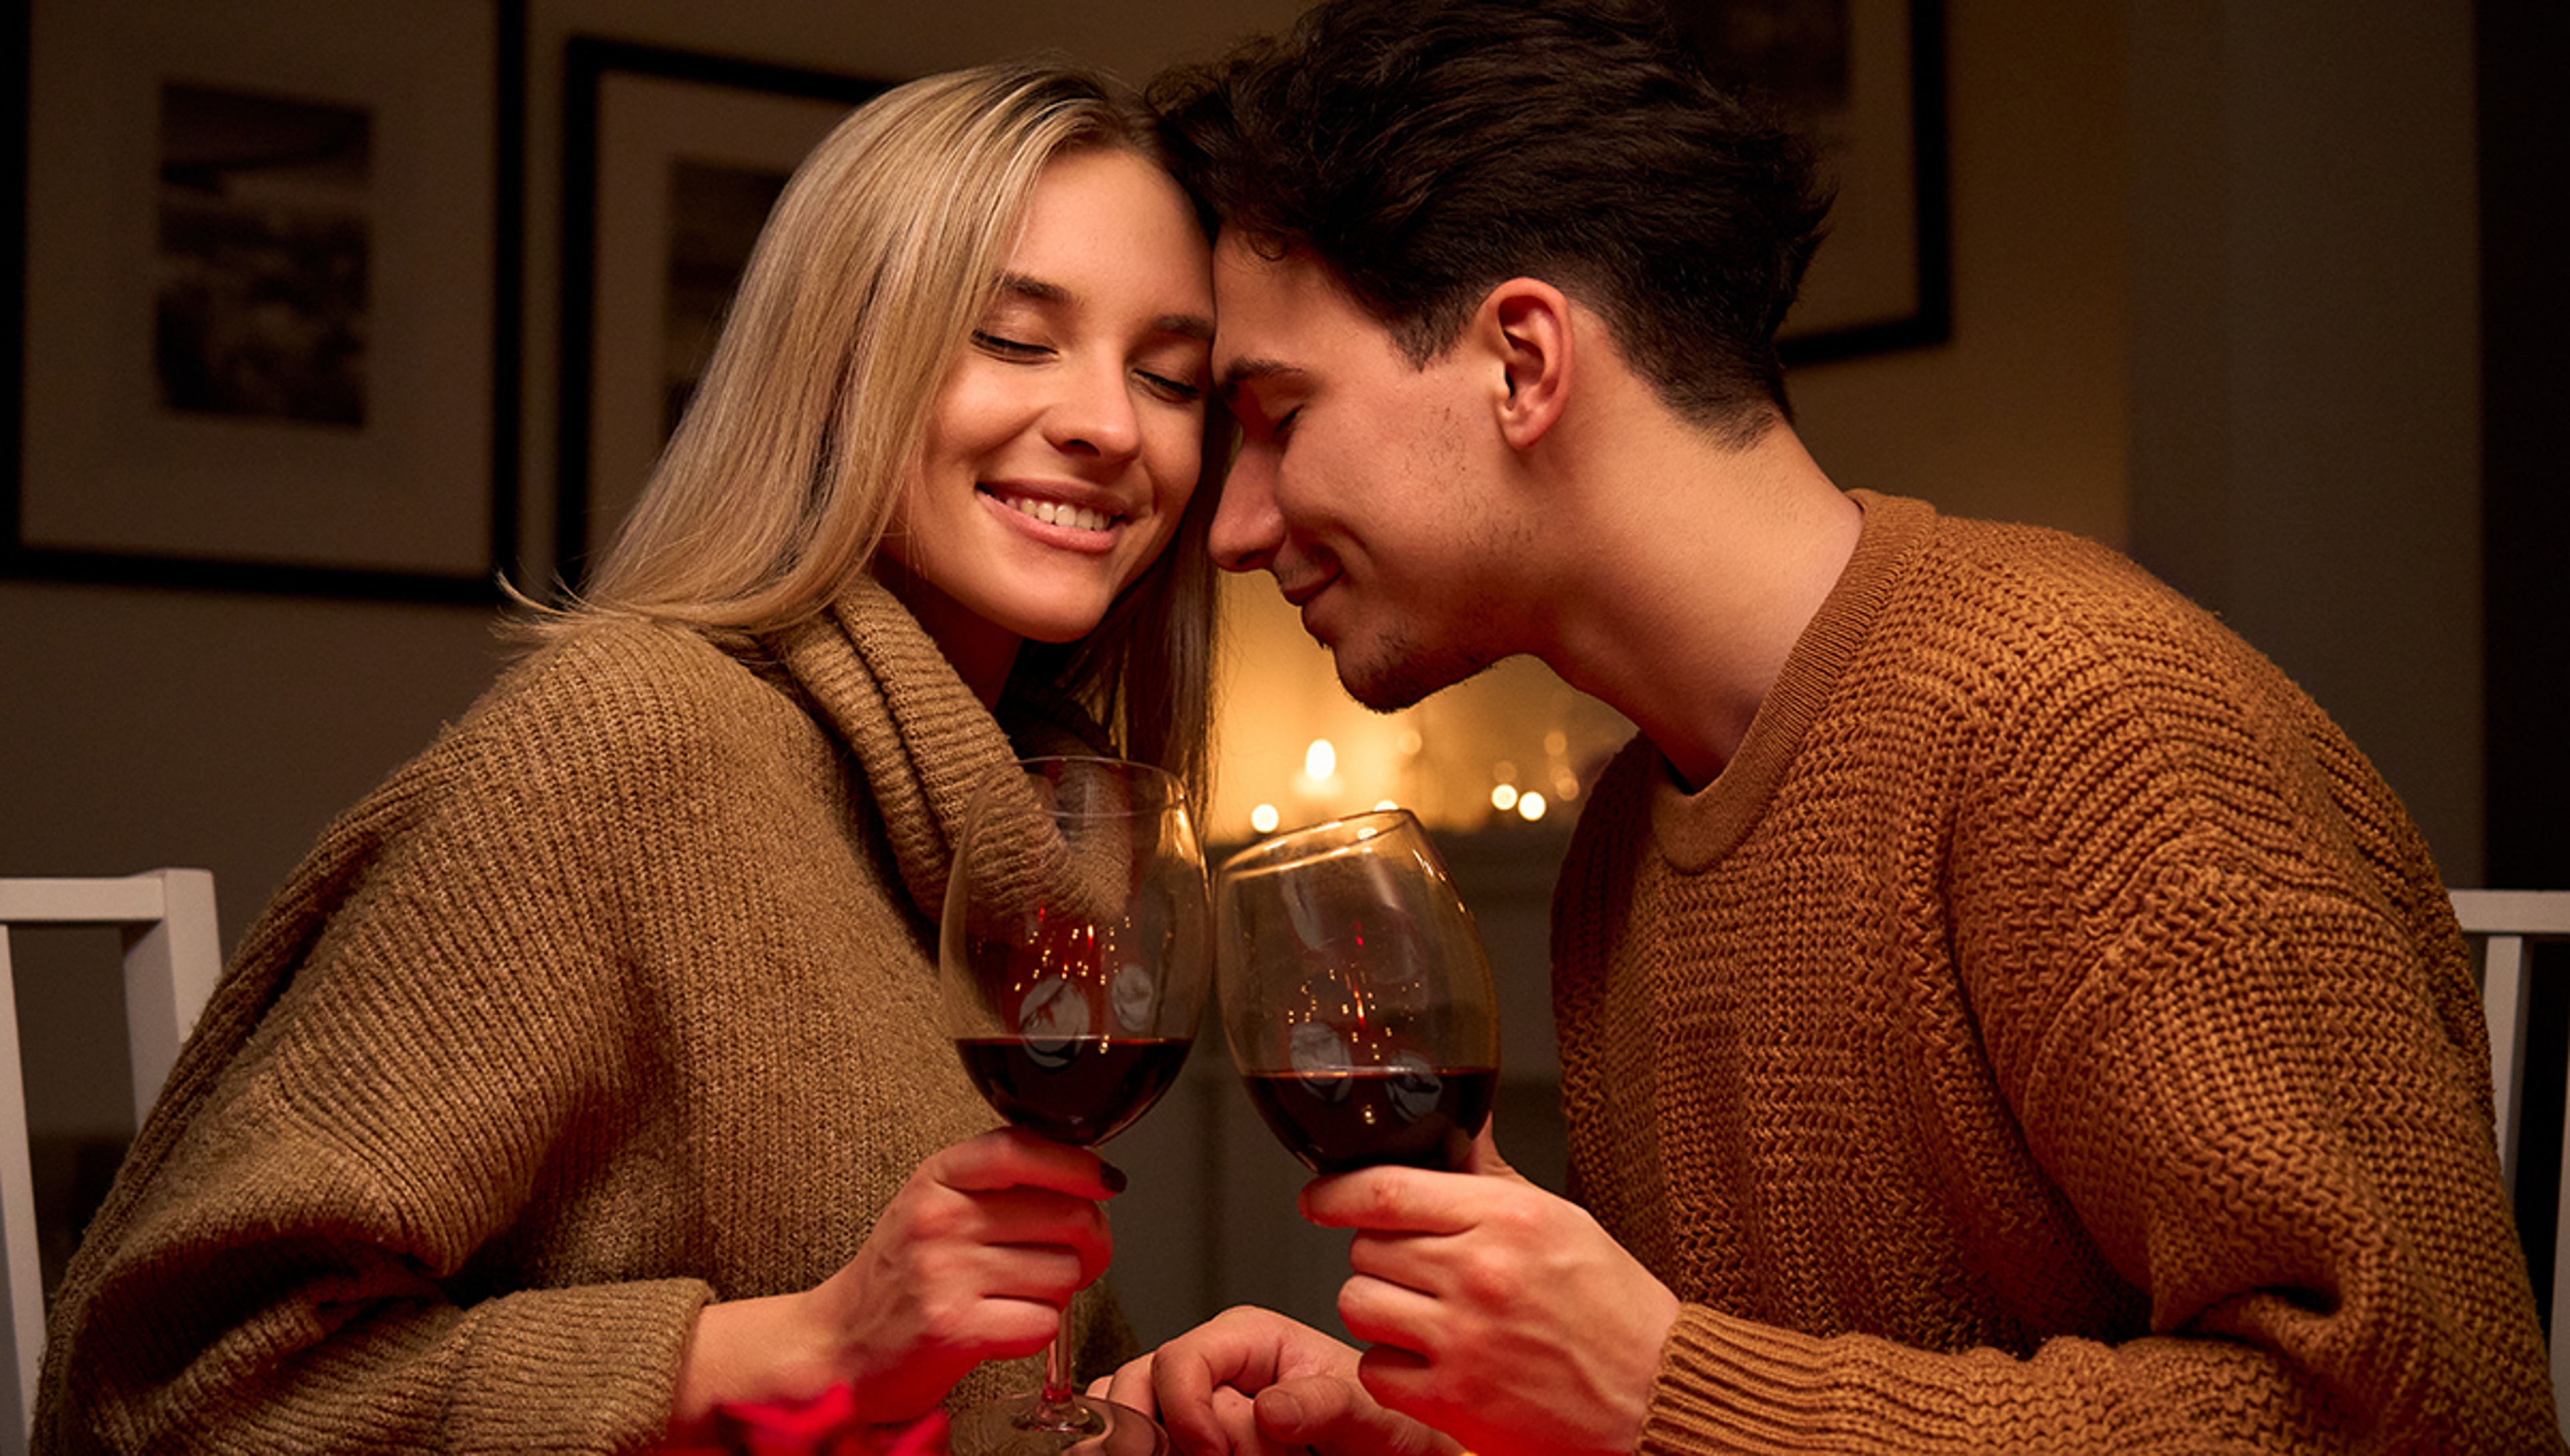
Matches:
[1478,278,1573,450]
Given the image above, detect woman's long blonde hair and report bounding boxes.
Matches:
[519,60,1221,796]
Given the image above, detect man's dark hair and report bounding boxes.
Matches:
[1150,0,1832,439]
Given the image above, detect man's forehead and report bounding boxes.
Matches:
[1209,235,1366,369]
[1211,234,1325,310]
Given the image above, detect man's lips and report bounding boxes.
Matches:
[1274,563,1334,609]
[1277,571,1344,642]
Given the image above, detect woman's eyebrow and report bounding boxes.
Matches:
[998,271,1068,304]
[999,272,1211,343]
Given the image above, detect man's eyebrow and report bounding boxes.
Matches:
[1217,357,1300,401]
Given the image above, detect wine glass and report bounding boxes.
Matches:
[939,755,1210,1456]
[1213,808,1501,1174]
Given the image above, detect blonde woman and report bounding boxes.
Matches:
[39,60,1220,1453]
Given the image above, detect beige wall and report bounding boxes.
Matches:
[1796,1,2131,545]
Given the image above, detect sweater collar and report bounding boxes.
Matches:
[1648,490,1936,871]
[764,577,1026,925]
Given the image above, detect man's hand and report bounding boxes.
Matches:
[1306,1125,1680,1456]
[1099,1305,1460,1456]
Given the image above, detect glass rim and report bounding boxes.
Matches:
[971,754,1191,817]
[1217,806,1426,878]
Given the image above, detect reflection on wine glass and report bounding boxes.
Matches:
[940,755,1210,1456]
[1214,808,1501,1174]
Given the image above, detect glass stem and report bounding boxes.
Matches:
[1031,1315,1082,1428]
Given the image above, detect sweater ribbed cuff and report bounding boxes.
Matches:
[1642,1304,1846,1454]
[445,1277,714,1453]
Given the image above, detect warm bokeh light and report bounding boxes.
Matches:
[1490,784,1519,812]
[1207,576,1632,838]
[1304,739,1337,782]
[1250,804,1281,834]
[1517,792,1549,822]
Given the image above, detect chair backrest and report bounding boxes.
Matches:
[2452,887,2570,1440]
[0,869,222,1452]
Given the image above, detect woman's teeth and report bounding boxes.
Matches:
[999,494,1112,533]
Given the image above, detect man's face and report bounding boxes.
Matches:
[1209,236,1534,711]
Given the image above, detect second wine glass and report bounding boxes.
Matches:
[1214,808,1501,1174]
[940,755,1209,1456]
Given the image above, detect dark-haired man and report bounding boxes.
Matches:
[1102,1,2559,1453]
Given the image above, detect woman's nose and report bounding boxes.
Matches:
[1045,359,1142,462]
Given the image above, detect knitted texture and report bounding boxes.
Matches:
[1553,492,2558,1453]
[36,581,1125,1453]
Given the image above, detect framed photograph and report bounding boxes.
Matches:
[7,0,523,602]
[556,39,886,590]
[1673,0,1951,364]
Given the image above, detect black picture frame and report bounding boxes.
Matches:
[1673,0,1952,367]
[554,39,887,594]
[4,0,525,604]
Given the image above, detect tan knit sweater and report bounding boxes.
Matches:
[36,582,1124,1453]
[1553,492,2557,1453]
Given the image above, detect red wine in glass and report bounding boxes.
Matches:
[940,756,1208,1456]
[1241,1063,1498,1174]
[1215,808,1502,1174]
[956,1036,1193,1147]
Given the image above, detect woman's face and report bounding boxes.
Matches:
[880,145,1215,696]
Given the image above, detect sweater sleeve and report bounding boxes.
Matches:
[39,634,730,1453]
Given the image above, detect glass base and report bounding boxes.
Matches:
[946,1393,1170,1456]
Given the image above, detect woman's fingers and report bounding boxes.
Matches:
[930,1125,1128,1200]
[796,1127,1130,1418]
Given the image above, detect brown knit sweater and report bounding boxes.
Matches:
[1553,492,2557,1453]
[35,582,1125,1453]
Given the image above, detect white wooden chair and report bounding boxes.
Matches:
[2453,887,2570,1438]
[0,870,222,1451]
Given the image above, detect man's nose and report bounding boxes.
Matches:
[1208,453,1283,574]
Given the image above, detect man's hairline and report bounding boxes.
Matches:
[1211,225,1494,395]
[1209,223,1788,441]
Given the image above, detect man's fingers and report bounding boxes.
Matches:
[1352,1345,1438,1421]
[1336,1271,1443,1362]
[1258,1374,1459,1456]
[1094,1354,1156,1417]
[1134,1324,1253,1453]
[1300,1166,1482,1235]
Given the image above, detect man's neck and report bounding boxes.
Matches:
[1532,412,1863,792]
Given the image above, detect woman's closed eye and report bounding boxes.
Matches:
[972,330,1051,360]
[1135,367,1205,405]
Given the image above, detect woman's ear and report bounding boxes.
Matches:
[1477,278,1574,450]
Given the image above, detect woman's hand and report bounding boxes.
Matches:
[668,1127,1122,1432]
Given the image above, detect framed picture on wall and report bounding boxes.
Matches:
[555,39,886,593]
[6,0,522,602]
[1671,0,1951,365]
